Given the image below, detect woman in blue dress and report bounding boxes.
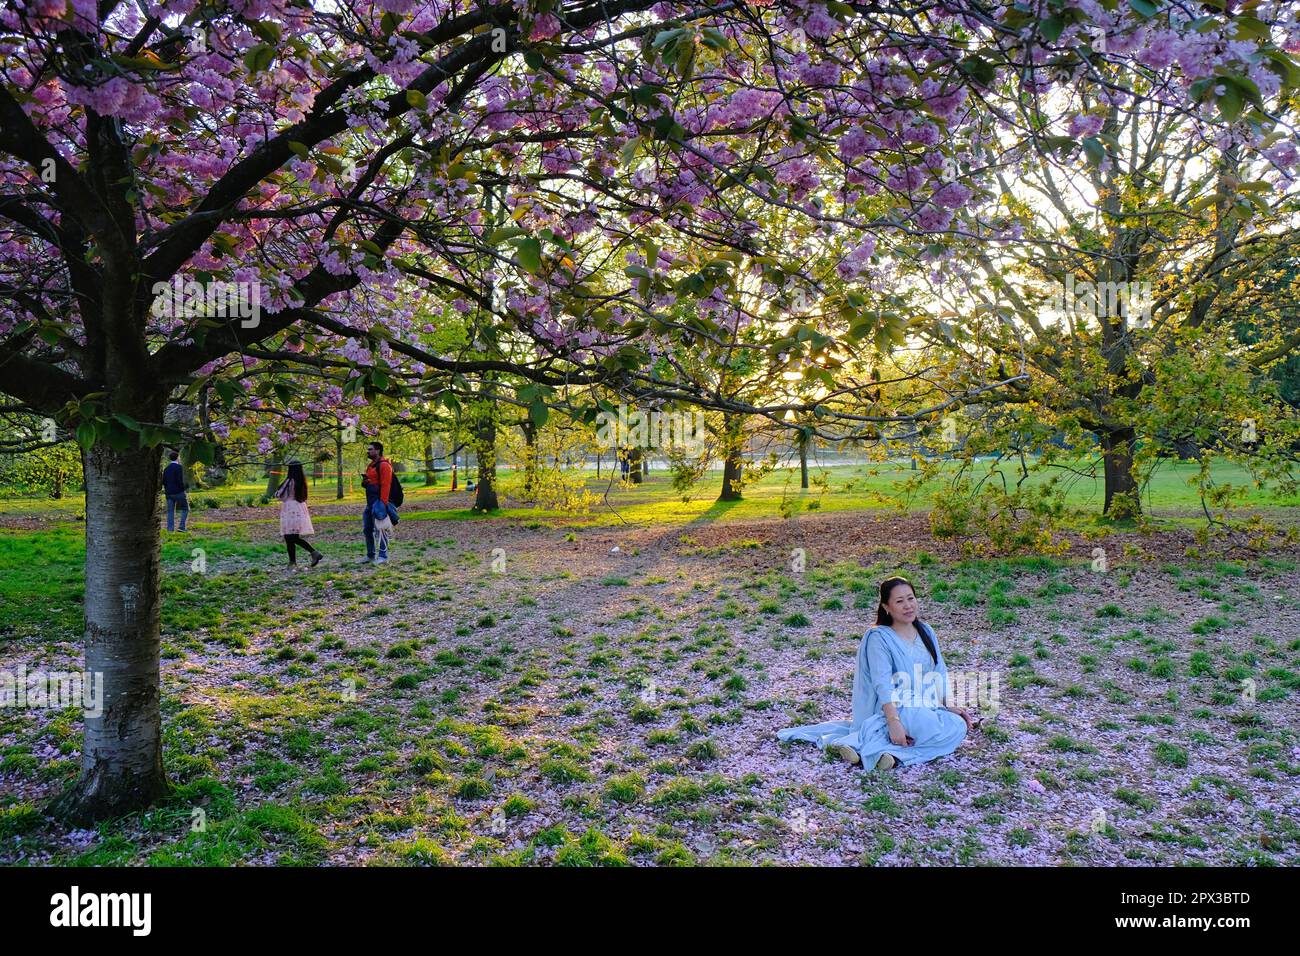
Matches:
[778,576,975,770]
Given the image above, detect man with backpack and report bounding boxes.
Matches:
[361,441,403,564]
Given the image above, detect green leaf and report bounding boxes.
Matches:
[213,378,244,406]
[1082,136,1106,167]
[1233,16,1271,42]
[620,136,643,168]
[630,83,666,108]
[75,421,96,450]
[105,421,131,452]
[1216,83,1244,121]
[1264,51,1300,89]
[957,55,996,87]
[243,43,276,75]
[651,115,683,141]
[517,237,542,274]
[1128,0,1160,18]
[186,440,215,467]
[405,89,427,110]
[652,28,687,50]
[487,226,526,244]
[529,399,549,428]
[251,21,282,45]
[700,27,731,51]
[1040,16,1065,42]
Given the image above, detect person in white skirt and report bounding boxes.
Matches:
[274,461,323,567]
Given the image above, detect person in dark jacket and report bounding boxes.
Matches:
[162,450,189,532]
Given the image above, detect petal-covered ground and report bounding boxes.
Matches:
[2,508,1297,866]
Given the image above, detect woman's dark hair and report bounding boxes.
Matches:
[286,462,308,502]
[876,576,937,664]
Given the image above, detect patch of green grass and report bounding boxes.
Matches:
[554,827,629,867]
[603,773,646,804]
[539,757,591,784]
[1154,742,1189,768]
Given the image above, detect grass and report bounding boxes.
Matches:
[1,460,1297,868]
[3,457,1297,531]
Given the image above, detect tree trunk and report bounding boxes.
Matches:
[424,436,437,485]
[472,410,499,511]
[1101,428,1141,518]
[208,442,229,486]
[335,426,344,500]
[198,387,228,485]
[627,446,644,484]
[52,442,171,822]
[521,420,539,500]
[718,414,745,501]
[798,430,809,489]
[719,452,744,501]
[264,461,280,499]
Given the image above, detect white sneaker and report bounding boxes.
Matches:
[875,753,898,770]
[375,554,389,564]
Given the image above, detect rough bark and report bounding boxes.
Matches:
[472,409,499,511]
[51,442,172,822]
[719,451,744,501]
[718,414,745,501]
[1101,427,1141,518]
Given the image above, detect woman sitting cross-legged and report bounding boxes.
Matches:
[778,575,974,770]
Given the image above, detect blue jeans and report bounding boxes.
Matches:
[362,487,388,559]
[165,492,189,531]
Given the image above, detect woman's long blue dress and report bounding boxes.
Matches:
[777,621,967,767]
